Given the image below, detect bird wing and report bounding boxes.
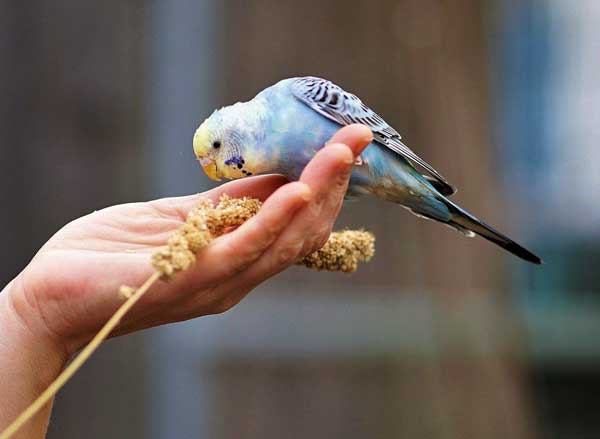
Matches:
[291,76,455,195]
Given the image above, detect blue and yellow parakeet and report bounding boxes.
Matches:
[193,76,541,264]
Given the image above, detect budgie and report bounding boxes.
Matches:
[193,76,541,264]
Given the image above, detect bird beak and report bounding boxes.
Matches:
[198,157,221,181]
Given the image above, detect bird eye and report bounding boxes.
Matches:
[212,140,221,149]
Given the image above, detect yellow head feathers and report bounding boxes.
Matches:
[193,122,221,181]
[193,101,274,181]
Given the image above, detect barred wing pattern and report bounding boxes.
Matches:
[291,76,454,194]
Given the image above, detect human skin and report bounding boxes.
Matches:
[0,124,372,438]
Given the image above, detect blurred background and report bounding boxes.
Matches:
[1,0,599,437]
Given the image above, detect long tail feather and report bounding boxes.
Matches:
[443,198,542,265]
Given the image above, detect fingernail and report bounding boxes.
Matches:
[296,183,312,201]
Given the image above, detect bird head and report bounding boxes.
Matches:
[193,106,262,181]
[193,111,227,181]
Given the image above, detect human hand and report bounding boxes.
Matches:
[3,124,372,358]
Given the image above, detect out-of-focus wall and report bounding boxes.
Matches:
[1,1,535,438]
[0,1,148,437]
[3,0,599,438]
[494,1,600,437]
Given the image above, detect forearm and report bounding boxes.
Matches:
[0,279,68,439]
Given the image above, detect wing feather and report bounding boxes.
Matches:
[291,76,455,195]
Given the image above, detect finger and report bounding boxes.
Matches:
[295,125,373,252]
[327,124,373,156]
[171,125,374,315]
[149,174,289,221]
[299,142,354,215]
[213,135,366,293]
[205,174,290,202]
[300,124,373,213]
[175,181,312,287]
[157,125,372,310]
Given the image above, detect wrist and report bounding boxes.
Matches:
[0,278,69,436]
[0,277,69,398]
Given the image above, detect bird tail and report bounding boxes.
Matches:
[440,197,542,264]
